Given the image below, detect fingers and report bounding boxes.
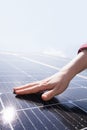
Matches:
[14,82,63,101]
[13,78,52,95]
[13,75,52,93]
[13,74,65,101]
[41,89,56,101]
[13,82,39,91]
[13,77,50,91]
[41,87,62,101]
[14,82,61,101]
[14,83,48,95]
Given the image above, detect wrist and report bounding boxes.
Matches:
[60,67,77,82]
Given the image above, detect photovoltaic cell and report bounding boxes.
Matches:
[0,53,87,130]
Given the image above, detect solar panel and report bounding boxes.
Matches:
[0,53,87,130]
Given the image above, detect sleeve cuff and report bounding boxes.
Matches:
[78,44,87,53]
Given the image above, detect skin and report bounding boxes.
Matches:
[14,50,87,101]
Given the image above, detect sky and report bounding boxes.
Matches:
[0,0,87,57]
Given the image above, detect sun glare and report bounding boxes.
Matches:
[2,106,16,123]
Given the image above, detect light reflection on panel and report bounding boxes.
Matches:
[0,53,87,130]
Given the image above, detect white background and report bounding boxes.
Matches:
[0,0,87,57]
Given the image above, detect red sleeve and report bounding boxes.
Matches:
[78,44,87,53]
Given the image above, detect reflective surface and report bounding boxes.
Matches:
[0,53,87,130]
[1,106,16,124]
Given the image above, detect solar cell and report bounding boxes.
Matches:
[0,53,87,130]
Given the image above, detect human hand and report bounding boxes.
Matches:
[13,72,70,101]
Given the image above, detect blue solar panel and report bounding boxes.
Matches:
[0,53,87,130]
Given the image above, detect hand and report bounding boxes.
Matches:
[13,71,70,101]
[14,50,87,101]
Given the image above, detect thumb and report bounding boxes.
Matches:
[41,89,57,101]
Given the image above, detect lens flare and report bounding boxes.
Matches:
[2,106,16,123]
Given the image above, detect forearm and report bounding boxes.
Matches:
[60,50,87,81]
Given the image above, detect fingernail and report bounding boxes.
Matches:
[13,90,16,94]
